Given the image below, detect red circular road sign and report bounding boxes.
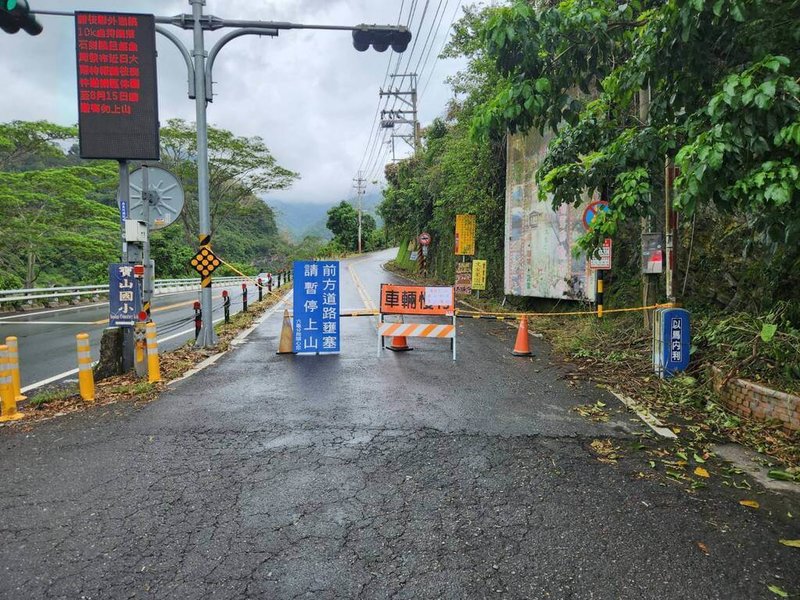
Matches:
[582,201,610,231]
[133,264,145,278]
[138,311,148,322]
[418,232,431,246]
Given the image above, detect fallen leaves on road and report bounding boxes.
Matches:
[590,439,622,464]
[739,499,760,509]
[694,467,710,478]
[779,539,800,548]
[696,541,710,555]
[767,584,788,597]
[574,401,610,422]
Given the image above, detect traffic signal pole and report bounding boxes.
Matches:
[189,0,217,347]
[30,1,411,348]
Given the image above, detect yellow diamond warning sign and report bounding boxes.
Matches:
[190,247,221,277]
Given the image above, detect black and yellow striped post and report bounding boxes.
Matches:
[596,270,605,318]
[257,278,263,302]
[76,333,95,402]
[242,283,248,312]
[0,345,24,422]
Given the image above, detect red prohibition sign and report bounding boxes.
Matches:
[582,201,610,231]
[418,232,431,246]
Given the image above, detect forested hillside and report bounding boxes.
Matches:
[0,120,325,288]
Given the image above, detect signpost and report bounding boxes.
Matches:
[589,239,613,270]
[472,260,487,292]
[108,263,140,326]
[75,12,160,160]
[455,214,476,256]
[293,261,340,354]
[455,262,472,295]
[581,200,609,231]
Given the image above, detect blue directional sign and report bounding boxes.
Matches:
[109,263,140,326]
[293,260,340,354]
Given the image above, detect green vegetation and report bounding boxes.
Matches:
[380,2,799,405]
[325,200,386,254]
[0,119,331,288]
[380,6,506,294]
[28,386,79,408]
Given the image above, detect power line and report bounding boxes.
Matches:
[412,0,446,77]
[355,0,407,173]
[420,0,462,99]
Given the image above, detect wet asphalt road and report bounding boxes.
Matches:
[0,248,798,599]
[0,281,264,389]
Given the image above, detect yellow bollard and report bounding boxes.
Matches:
[76,333,95,402]
[5,336,26,403]
[0,345,24,422]
[145,322,161,383]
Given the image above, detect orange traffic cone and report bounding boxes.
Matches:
[276,309,295,354]
[511,316,533,356]
[387,335,412,352]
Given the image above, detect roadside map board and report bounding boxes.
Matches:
[455,214,476,255]
[109,263,140,326]
[293,261,340,354]
[75,12,160,160]
[380,284,454,316]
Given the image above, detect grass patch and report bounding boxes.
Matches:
[28,386,79,408]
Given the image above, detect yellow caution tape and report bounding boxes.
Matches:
[455,303,676,319]
[214,255,284,297]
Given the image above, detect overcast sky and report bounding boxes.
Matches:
[0,0,472,205]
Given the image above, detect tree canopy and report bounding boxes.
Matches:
[472,0,800,250]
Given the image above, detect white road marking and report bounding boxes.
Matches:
[19,290,292,394]
[21,368,80,393]
[0,321,98,326]
[605,389,678,439]
[0,306,109,321]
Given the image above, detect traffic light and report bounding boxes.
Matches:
[352,25,411,53]
[0,0,43,35]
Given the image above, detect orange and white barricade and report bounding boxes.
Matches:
[377,284,456,361]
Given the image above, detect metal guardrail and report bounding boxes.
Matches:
[0,277,250,305]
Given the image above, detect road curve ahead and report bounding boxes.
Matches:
[0,249,797,599]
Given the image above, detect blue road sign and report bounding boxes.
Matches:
[659,308,690,377]
[119,199,129,223]
[109,263,141,327]
[293,260,340,354]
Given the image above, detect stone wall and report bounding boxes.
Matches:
[711,367,800,433]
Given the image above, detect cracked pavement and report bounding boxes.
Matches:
[1,249,797,599]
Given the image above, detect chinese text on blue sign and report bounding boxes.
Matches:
[658,307,690,377]
[109,263,141,326]
[293,261,340,354]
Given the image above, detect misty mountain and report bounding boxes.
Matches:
[266,194,383,241]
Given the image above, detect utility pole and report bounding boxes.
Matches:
[380,73,419,152]
[353,171,366,253]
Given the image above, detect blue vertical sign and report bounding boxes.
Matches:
[109,263,141,326]
[660,308,690,377]
[293,261,340,354]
